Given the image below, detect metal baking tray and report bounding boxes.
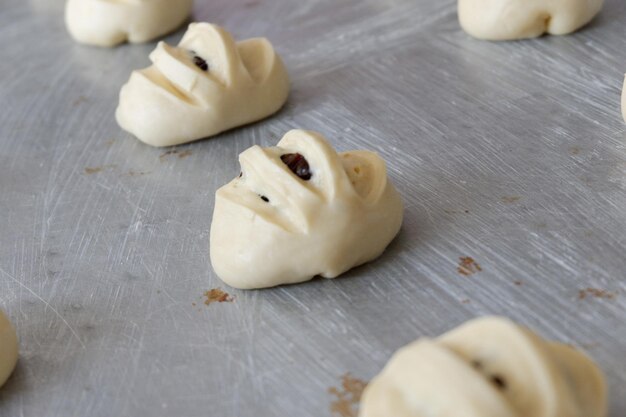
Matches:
[0,0,624,416]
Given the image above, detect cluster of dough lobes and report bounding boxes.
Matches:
[360,316,607,417]
[458,0,604,41]
[65,0,193,47]
[0,310,19,388]
[209,130,404,290]
[116,23,290,147]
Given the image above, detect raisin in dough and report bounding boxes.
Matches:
[65,0,193,47]
[360,316,607,417]
[210,130,404,289]
[116,23,290,147]
[0,310,18,388]
[459,0,604,41]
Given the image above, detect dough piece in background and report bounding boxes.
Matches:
[65,0,193,47]
[116,23,290,147]
[0,309,18,388]
[458,0,604,41]
[360,316,607,417]
[210,130,404,289]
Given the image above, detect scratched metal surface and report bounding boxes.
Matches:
[0,0,625,416]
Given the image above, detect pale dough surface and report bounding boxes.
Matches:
[458,0,604,40]
[360,316,606,417]
[0,310,18,388]
[210,130,404,289]
[65,0,193,47]
[116,23,290,147]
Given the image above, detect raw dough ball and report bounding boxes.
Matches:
[361,316,607,417]
[0,310,18,388]
[116,23,290,147]
[458,0,604,41]
[65,0,193,47]
[210,130,404,289]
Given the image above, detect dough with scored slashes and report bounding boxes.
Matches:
[116,23,290,147]
[361,316,607,417]
[210,130,404,289]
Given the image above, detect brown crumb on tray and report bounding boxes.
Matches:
[458,257,482,276]
[203,288,234,305]
[578,288,617,300]
[329,373,368,417]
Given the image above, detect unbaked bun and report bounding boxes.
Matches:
[458,0,604,41]
[65,0,193,47]
[361,316,606,417]
[210,130,404,289]
[116,23,290,147]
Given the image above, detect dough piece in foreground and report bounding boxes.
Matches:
[458,0,604,41]
[210,130,404,289]
[0,310,18,388]
[360,316,607,417]
[116,23,290,147]
[65,0,193,47]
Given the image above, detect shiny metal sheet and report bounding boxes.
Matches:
[0,0,625,416]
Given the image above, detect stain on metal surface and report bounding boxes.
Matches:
[570,146,581,155]
[501,196,522,204]
[578,288,618,300]
[84,165,116,175]
[444,209,470,215]
[159,149,193,161]
[203,289,234,305]
[329,373,367,417]
[457,257,482,276]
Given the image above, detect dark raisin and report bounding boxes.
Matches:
[280,153,311,180]
[193,56,209,71]
[491,375,507,390]
[260,195,269,203]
